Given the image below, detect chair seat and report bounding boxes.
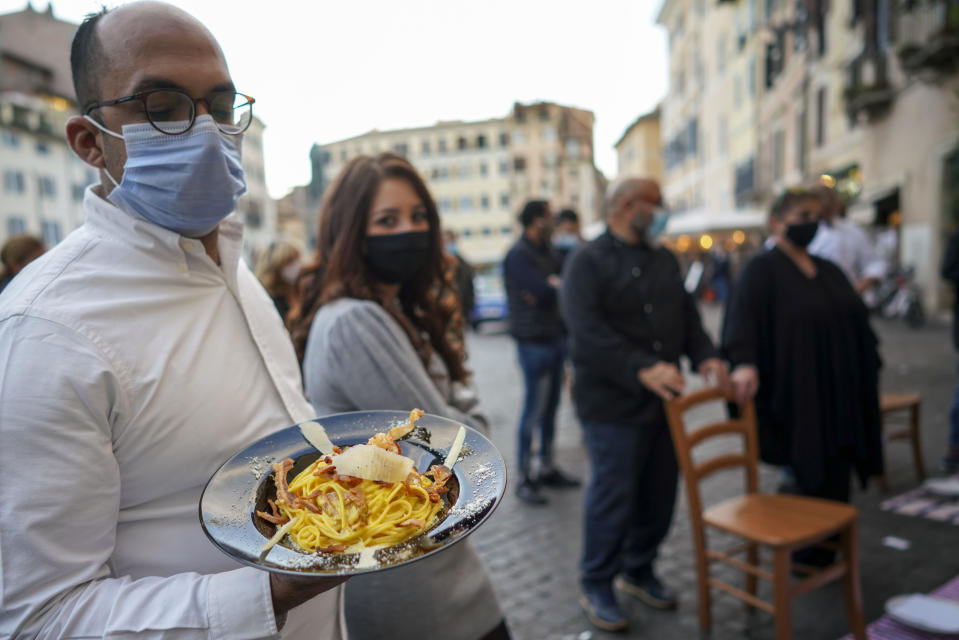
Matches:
[880,392,920,413]
[703,494,858,548]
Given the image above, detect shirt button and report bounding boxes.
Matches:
[632,267,642,277]
[644,303,653,314]
[181,240,194,251]
[177,264,188,274]
[653,341,662,352]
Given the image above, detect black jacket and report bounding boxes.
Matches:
[943,231,959,350]
[561,231,717,424]
[503,235,565,342]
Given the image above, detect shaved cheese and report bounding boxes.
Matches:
[332,444,414,483]
[443,425,467,469]
[260,515,298,554]
[300,421,334,455]
[356,545,385,569]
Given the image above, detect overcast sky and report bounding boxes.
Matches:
[2,0,669,198]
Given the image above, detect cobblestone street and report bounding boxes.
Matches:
[467,306,959,640]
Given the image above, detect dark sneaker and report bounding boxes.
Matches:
[580,582,628,631]
[539,467,582,488]
[615,571,678,610]
[515,481,548,505]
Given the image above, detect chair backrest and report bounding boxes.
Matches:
[664,387,759,521]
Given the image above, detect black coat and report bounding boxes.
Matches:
[503,236,565,342]
[942,231,959,350]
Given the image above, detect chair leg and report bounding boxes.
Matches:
[745,542,759,613]
[696,549,712,633]
[910,403,926,481]
[772,548,792,640]
[840,522,867,640]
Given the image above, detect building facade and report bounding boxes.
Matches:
[657,0,959,309]
[314,101,603,264]
[615,106,663,181]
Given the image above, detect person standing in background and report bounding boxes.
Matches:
[254,241,301,320]
[562,177,727,631]
[942,229,959,473]
[554,208,583,271]
[503,200,580,505]
[0,235,45,294]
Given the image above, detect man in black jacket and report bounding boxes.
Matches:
[561,178,729,631]
[943,229,959,472]
[503,200,580,505]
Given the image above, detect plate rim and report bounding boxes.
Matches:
[198,409,507,577]
[884,593,959,633]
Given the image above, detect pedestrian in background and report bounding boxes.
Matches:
[0,234,45,294]
[287,152,509,640]
[254,240,301,320]
[444,229,476,327]
[553,207,583,271]
[723,188,883,563]
[808,183,887,295]
[562,177,728,632]
[503,200,580,505]
[942,228,959,473]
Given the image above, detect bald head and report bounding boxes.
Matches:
[604,176,663,245]
[71,2,226,112]
[606,177,661,219]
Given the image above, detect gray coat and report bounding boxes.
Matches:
[303,298,503,640]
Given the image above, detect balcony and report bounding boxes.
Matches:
[844,53,894,121]
[896,0,959,77]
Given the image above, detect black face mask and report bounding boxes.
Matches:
[785,221,819,248]
[365,231,432,284]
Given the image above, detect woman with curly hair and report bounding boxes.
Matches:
[287,152,508,640]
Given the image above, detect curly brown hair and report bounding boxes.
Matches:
[287,152,469,382]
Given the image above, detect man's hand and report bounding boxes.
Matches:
[546,274,561,289]
[730,365,759,405]
[638,362,685,401]
[271,573,347,620]
[698,358,731,394]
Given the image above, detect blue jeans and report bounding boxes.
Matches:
[580,418,678,586]
[515,338,565,478]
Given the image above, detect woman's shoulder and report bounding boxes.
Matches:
[315,297,392,328]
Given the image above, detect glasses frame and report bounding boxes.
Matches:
[83,88,255,136]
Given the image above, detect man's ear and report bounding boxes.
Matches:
[66,116,105,169]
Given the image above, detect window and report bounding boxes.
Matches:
[1,131,20,148]
[38,176,56,198]
[438,138,447,153]
[477,134,487,149]
[816,87,827,147]
[718,116,728,156]
[543,127,557,142]
[512,131,526,145]
[481,226,493,236]
[734,75,743,108]
[687,119,698,157]
[481,194,490,210]
[479,162,488,177]
[41,220,61,246]
[460,196,473,211]
[7,217,26,236]
[4,170,25,193]
[796,110,807,173]
[500,193,510,209]
[499,132,509,147]
[748,58,756,97]
[462,228,473,237]
[717,35,726,74]
[499,160,509,175]
[773,130,785,181]
[677,70,686,95]
[245,201,262,228]
[439,197,452,212]
[500,225,512,235]
[566,139,581,158]
[459,162,471,179]
[513,157,527,172]
[35,141,50,155]
[340,149,347,162]
[538,108,550,121]
[457,136,467,151]
[393,142,409,157]
[72,184,85,202]
[421,139,431,154]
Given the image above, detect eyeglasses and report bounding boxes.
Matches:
[84,89,255,136]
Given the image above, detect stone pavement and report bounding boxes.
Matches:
[465,307,959,640]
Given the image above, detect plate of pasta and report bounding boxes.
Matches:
[199,409,506,576]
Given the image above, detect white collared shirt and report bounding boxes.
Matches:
[808,218,887,284]
[0,188,341,639]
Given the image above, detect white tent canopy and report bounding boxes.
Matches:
[584,208,767,240]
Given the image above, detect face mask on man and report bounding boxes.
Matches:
[84,114,247,237]
[630,207,670,240]
[553,233,579,250]
[365,231,432,285]
[785,221,819,248]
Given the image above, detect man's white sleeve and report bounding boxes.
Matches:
[0,315,279,639]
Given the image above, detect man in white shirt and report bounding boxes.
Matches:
[0,3,344,637]
[808,184,887,294]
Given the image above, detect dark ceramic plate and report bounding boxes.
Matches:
[199,410,506,576]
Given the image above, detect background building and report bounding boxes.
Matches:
[614,105,663,181]
[0,3,275,259]
[314,101,603,265]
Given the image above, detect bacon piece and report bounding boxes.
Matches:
[292,497,321,514]
[313,464,336,477]
[321,492,339,518]
[272,458,296,506]
[374,480,394,488]
[255,509,290,525]
[335,474,363,489]
[346,487,367,509]
[399,518,426,528]
[426,464,452,487]
[366,409,424,452]
[332,445,343,454]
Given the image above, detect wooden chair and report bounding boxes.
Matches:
[664,387,867,640]
[878,392,925,492]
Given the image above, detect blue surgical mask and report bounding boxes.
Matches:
[631,206,671,239]
[553,233,579,250]
[84,114,246,237]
